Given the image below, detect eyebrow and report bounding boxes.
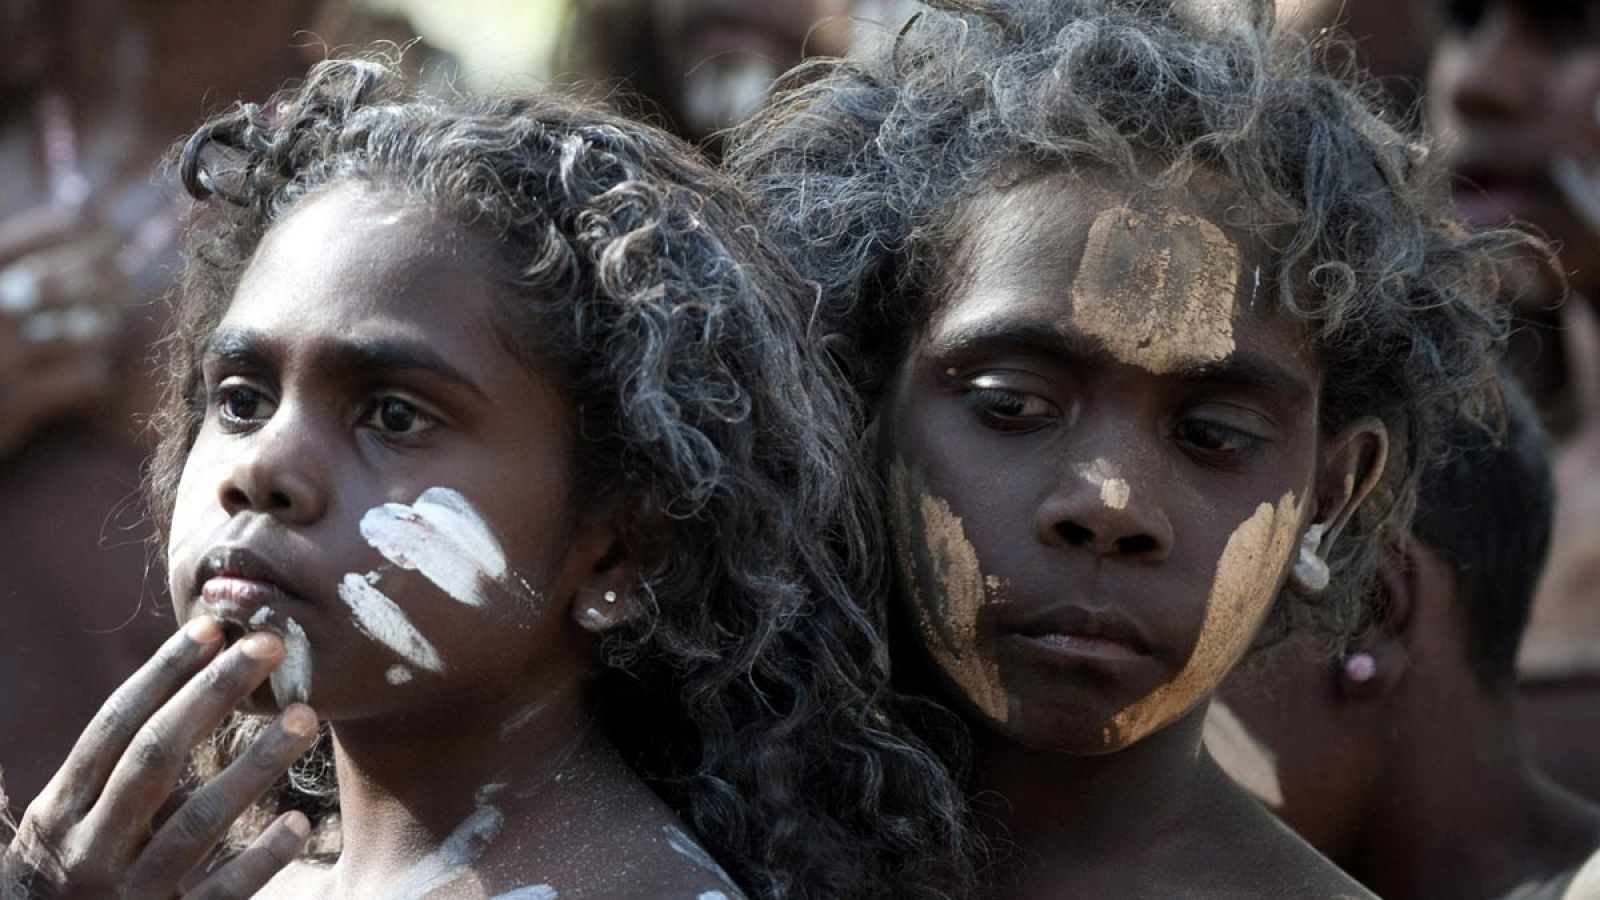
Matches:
[205,327,489,399]
[929,320,1312,404]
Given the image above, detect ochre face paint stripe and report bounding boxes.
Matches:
[890,458,1010,722]
[1107,490,1301,747]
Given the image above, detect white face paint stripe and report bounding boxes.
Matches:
[269,617,312,706]
[360,486,508,608]
[338,573,445,672]
[492,887,559,900]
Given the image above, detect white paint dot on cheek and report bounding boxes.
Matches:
[385,664,413,686]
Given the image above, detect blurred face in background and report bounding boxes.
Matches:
[654,0,857,140]
[1428,0,1600,295]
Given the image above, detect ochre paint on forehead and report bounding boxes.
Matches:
[1069,205,1243,375]
[888,458,1009,722]
[1106,489,1303,748]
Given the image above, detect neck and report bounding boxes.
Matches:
[325,680,640,896]
[1347,688,1600,900]
[971,704,1217,885]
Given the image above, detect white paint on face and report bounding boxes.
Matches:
[664,824,739,893]
[1203,699,1284,808]
[337,573,445,672]
[249,607,271,627]
[269,618,312,706]
[492,887,559,900]
[390,800,505,898]
[385,664,413,686]
[360,486,508,607]
[1079,458,1131,511]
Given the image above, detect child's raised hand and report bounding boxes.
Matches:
[1,617,319,899]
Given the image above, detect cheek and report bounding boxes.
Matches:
[1103,490,1303,748]
[165,444,228,601]
[887,457,1010,723]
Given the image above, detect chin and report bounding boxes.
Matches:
[976,700,1135,756]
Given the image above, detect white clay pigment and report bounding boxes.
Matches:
[664,824,740,893]
[385,664,413,686]
[492,888,559,900]
[269,617,312,706]
[360,486,507,607]
[1203,700,1284,808]
[337,573,445,672]
[390,800,505,898]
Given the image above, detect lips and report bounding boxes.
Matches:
[194,546,303,636]
[1005,603,1155,662]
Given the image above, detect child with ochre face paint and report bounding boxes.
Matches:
[730,0,1538,896]
[0,59,971,900]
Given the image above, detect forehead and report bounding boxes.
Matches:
[224,184,510,343]
[931,172,1308,374]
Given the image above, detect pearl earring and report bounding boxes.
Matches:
[1293,523,1330,593]
[603,591,617,604]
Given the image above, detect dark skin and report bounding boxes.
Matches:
[1215,536,1600,900]
[875,173,1384,899]
[7,185,744,899]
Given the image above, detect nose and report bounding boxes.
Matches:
[1033,459,1173,563]
[217,411,329,524]
[1449,9,1540,125]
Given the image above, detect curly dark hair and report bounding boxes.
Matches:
[147,57,972,900]
[728,0,1549,645]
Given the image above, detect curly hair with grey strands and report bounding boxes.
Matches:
[728,0,1550,647]
[144,57,973,900]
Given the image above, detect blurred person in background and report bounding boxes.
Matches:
[0,0,441,819]
[554,0,899,155]
[1426,0,1600,804]
[1212,381,1600,900]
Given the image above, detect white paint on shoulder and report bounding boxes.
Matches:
[389,801,505,898]
[337,573,444,672]
[663,825,738,892]
[360,486,507,607]
[492,887,558,900]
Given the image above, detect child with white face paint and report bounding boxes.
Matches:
[731,0,1539,896]
[1,60,971,900]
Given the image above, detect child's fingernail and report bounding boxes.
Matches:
[281,703,318,738]
[239,632,282,659]
[185,616,222,644]
[283,810,311,839]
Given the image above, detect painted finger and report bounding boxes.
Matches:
[88,632,285,836]
[183,811,310,900]
[126,705,317,894]
[32,619,224,818]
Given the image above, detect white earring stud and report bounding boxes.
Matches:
[603,590,617,604]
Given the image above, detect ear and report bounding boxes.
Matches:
[560,511,648,635]
[1338,535,1417,702]
[1310,416,1389,552]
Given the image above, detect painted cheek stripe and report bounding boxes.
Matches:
[338,573,445,672]
[360,486,508,607]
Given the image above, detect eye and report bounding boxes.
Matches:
[361,395,436,436]
[214,383,276,430]
[1173,418,1266,461]
[961,374,1062,432]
